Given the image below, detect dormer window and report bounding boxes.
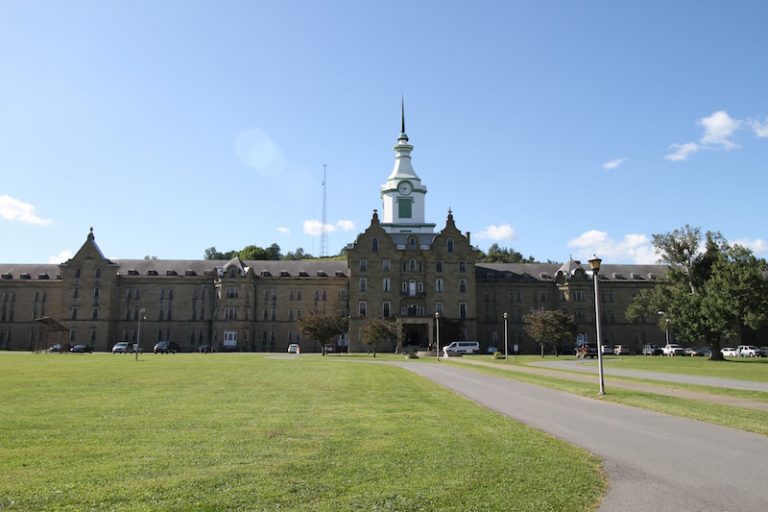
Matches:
[447,238,454,253]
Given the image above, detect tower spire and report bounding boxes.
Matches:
[399,96,408,141]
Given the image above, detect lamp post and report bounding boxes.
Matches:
[136,308,145,361]
[435,311,440,362]
[503,312,509,361]
[657,311,670,345]
[588,256,606,395]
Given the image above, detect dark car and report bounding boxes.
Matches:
[642,344,663,356]
[70,344,93,353]
[48,343,67,353]
[153,341,180,354]
[198,344,213,353]
[576,343,597,359]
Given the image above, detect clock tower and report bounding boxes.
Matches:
[380,103,436,234]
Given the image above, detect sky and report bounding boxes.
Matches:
[1,1,767,265]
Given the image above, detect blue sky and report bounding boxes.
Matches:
[2,1,766,264]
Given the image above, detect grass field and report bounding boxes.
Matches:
[0,353,604,512]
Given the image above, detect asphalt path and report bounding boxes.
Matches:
[529,359,768,392]
[398,363,768,512]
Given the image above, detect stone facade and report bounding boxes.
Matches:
[0,120,680,354]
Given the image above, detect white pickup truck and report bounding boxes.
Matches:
[662,344,686,356]
[737,345,767,357]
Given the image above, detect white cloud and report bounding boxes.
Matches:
[0,194,52,225]
[336,220,356,231]
[665,142,699,161]
[602,158,627,171]
[733,238,768,255]
[698,110,741,149]
[302,219,336,236]
[48,249,73,264]
[234,128,286,176]
[749,117,768,138]
[277,226,290,236]
[476,224,517,242]
[568,230,658,264]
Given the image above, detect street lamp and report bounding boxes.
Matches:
[588,256,606,395]
[503,312,509,361]
[657,311,670,346]
[136,308,145,361]
[435,311,440,362]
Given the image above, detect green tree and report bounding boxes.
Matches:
[360,318,397,357]
[523,309,577,357]
[298,311,349,355]
[626,226,768,360]
[479,243,538,263]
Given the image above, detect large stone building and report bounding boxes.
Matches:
[0,117,671,353]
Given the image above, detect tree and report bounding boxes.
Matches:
[523,309,577,357]
[479,243,538,263]
[360,318,397,357]
[626,226,768,360]
[204,246,237,260]
[283,247,314,260]
[298,311,349,355]
[143,255,158,261]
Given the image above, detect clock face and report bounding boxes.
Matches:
[397,181,413,195]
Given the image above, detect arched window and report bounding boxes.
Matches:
[372,237,379,252]
[447,238,454,253]
[409,259,417,271]
[409,237,417,248]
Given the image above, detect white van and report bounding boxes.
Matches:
[443,341,480,356]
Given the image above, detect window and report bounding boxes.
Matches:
[90,328,97,342]
[73,287,79,298]
[398,198,412,218]
[93,287,100,298]
[224,331,237,342]
[509,291,522,303]
[383,302,391,318]
[358,301,367,317]
[382,277,391,292]
[359,277,367,292]
[458,261,466,273]
[372,238,379,252]
[435,278,444,292]
[459,279,467,293]
[436,261,443,273]
[359,259,368,272]
[535,291,547,303]
[225,308,237,320]
[459,303,468,319]
[435,302,444,314]
[447,238,454,253]
[417,282,424,293]
[71,308,78,320]
[601,292,614,303]
[573,290,586,302]
[408,259,417,271]
[92,308,98,320]
[401,281,408,293]
[382,259,391,272]
[226,287,238,299]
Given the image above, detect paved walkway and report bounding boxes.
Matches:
[398,363,768,512]
[530,358,768,392]
[451,358,768,412]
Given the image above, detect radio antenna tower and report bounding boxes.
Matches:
[320,164,328,257]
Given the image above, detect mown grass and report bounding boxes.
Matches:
[0,353,604,512]
[451,359,768,436]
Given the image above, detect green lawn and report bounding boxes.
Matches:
[0,353,603,512]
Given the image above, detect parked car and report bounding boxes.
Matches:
[70,344,93,353]
[324,344,336,353]
[48,343,66,353]
[600,344,614,355]
[737,345,767,357]
[662,344,685,356]
[642,344,663,356]
[486,346,498,354]
[198,344,213,353]
[613,345,630,355]
[153,341,180,354]
[721,347,739,357]
[287,344,300,354]
[576,343,597,359]
[685,346,710,357]
[112,341,133,354]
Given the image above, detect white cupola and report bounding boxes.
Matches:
[380,101,435,234]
